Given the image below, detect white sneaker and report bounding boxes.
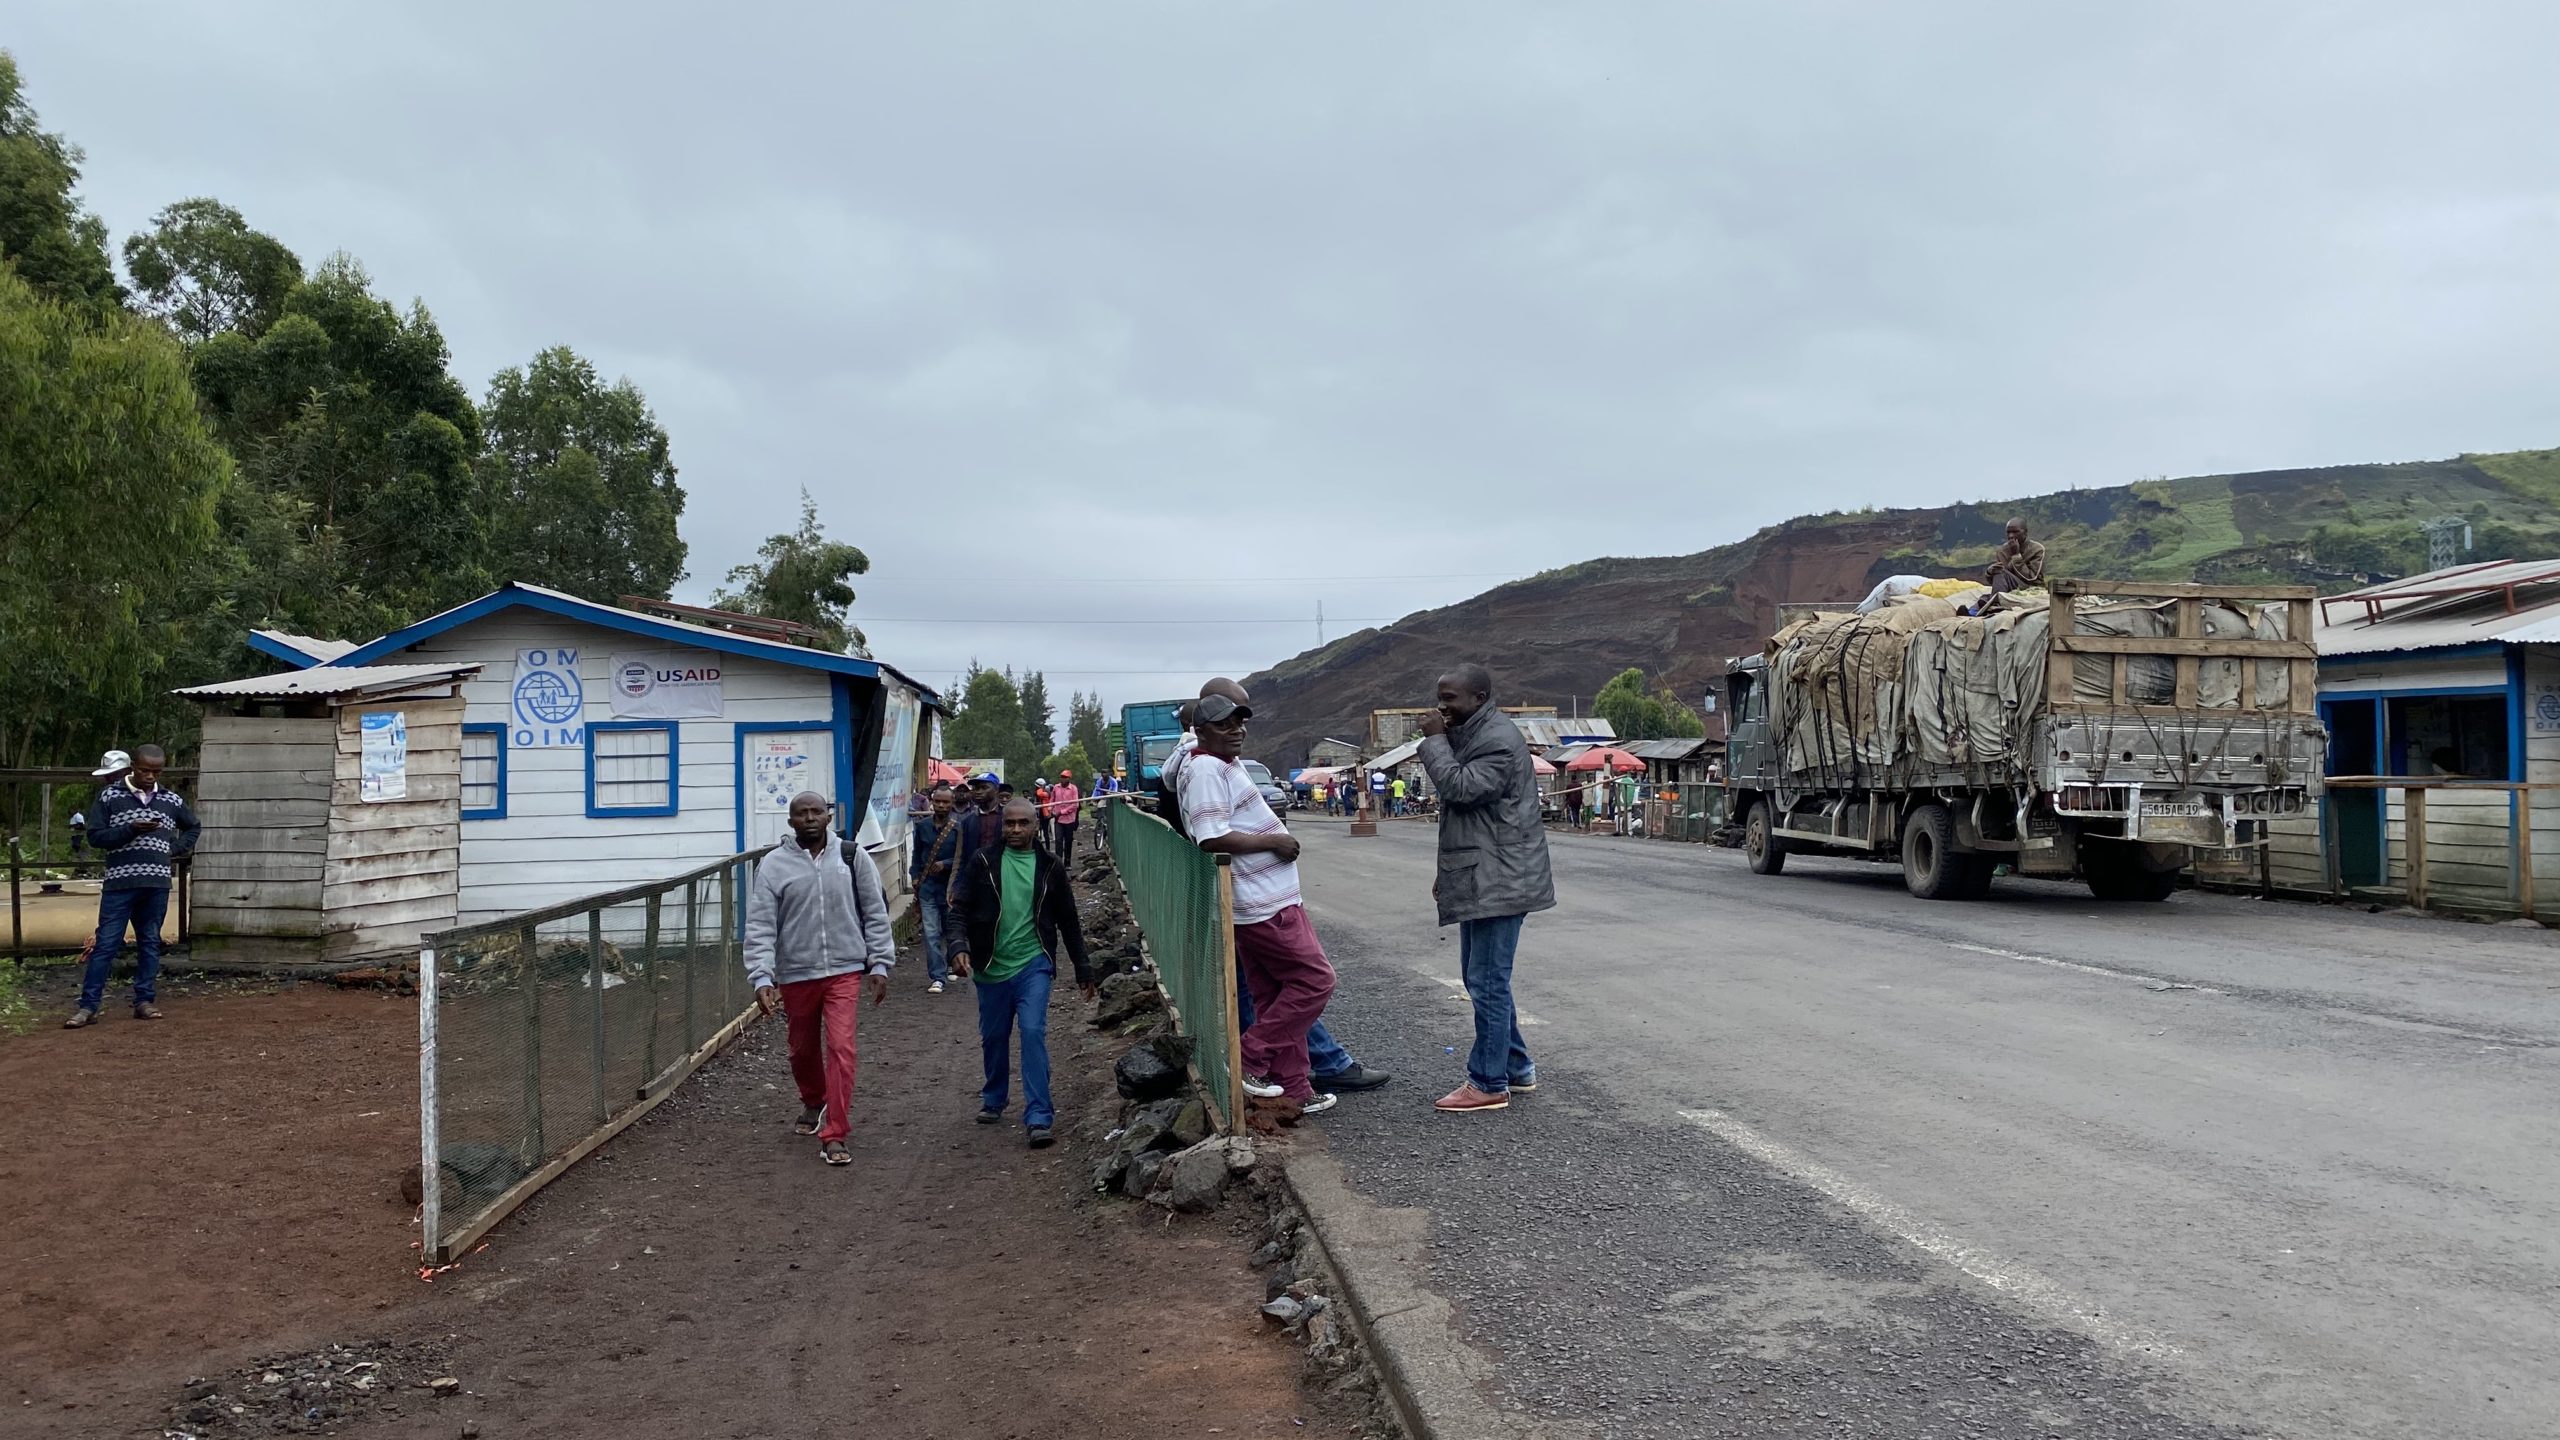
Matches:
[1241,1076,1284,1099]
[1301,1093,1339,1115]
[927,981,944,994]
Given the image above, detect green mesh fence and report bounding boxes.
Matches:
[418,850,765,1263]
[1102,798,1243,1130]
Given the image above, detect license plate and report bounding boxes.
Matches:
[2141,801,2198,817]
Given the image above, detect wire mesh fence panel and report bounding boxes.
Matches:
[1645,782,1730,842]
[420,851,761,1262]
[1102,800,1242,1130]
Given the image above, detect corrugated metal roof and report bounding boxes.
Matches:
[251,630,361,664]
[1615,738,1713,761]
[313,582,947,708]
[1364,738,1424,770]
[1517,716,1617,747]
[176,663,481,699]
[2315,560,2560,657]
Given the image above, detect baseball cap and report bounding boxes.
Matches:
[1060,768,1072,778]
[1194,693,1252,723]
[92,749,131,777]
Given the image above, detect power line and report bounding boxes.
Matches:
[858,616,1397,625]
[865,571,1524,585]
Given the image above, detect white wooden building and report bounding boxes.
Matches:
[254,585,942,926]
[2256,561,2560,918]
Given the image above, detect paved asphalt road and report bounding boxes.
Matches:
[1286,817,2560,1440]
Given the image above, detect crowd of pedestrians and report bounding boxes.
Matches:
[742,658,1557,1163]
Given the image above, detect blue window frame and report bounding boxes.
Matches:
[587,721,680,818]
[461,724,508,820]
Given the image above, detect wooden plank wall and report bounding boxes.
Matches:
[326,695,463,959]
[193,714,332,938]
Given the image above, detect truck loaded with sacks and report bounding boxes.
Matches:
[1721,579,2326,901]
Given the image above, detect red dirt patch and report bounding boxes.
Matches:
[0,974,422,1428]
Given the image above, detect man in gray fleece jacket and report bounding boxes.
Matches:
[745,791,897,1165]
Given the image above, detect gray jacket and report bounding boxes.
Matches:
[1417,706,1556,926]
[743,832,897,990]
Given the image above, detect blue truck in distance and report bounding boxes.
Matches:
[1120,699,1188,786]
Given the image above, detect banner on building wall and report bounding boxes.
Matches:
[748,732,821,818]
[512,647,586,747]
[2535,678,2560,737]
[359,711,408,803]
[608,650,725,719]
[869,688,922,842]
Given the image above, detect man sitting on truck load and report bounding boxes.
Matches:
[1982,518,2047,596]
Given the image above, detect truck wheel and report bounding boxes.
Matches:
[1958,855,1997,899]
[1745,801,1788,875]
[1901,804,1970,900]
[2084,844,2176,901]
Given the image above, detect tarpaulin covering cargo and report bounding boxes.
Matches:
[1767,592,2294,781]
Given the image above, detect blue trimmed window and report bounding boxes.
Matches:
[461,724,508,820]
[587,722,680,817]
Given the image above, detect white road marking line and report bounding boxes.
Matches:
[1944,942,2224,995]
[1676,1107,2182,1361]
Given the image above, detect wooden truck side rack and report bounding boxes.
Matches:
[2045,578,2319,719]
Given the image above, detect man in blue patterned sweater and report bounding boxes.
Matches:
[65,744,199,1029]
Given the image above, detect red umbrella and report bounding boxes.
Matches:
[926,758,967,785]
[1530,754,1557,776]
[1563,746,1646,773]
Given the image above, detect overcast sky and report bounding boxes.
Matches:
[18,3,2560,719]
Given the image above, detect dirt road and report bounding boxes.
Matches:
[7,943,1358,1439]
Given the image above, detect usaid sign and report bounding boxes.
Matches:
[513,648,586,747]
[608,650,725,719]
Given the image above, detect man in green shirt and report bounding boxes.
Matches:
[951,799,1094,1147]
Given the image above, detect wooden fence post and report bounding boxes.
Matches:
[2407,787,2429,910]
[588,909,608,1125]
[418,942,441,1259]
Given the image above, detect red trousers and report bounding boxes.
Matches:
[1234,905,1337,1102]
[783,972,862,1143]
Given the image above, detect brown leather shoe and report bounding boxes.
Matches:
[1433,1082,1510,1114]
[132,1003,164,1020]
[62,1008,98,1030]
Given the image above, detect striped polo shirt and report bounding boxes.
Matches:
[1173,749,1301,924]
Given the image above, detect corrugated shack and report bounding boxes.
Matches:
[178,663,479,961]
[2256,561,2560,918]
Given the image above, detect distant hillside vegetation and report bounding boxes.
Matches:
[1240,447,2560,769]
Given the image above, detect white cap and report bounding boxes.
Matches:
[92,749,131,778]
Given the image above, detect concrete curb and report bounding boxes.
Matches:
[1282,1152,1593,1440]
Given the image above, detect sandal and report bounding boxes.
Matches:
[132,1003,164,1021]
[793,1105,824,1135]
[820,1141,851,1166]
[62,1008,97,1030]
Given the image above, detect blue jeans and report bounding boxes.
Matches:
[1234,958,1356,1079]
[917,883,950,983]
[1459,914,1535,1094]
[976,956,1056,1127]
[81,886,170,1013]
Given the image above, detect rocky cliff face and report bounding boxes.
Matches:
[1239,449,2560,769]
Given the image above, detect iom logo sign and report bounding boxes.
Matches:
[513,648,586,747]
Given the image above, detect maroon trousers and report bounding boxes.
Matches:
[782,972,862,1142]
[1233,904,1337,1102]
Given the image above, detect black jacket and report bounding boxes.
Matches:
[950,843,1092,986]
